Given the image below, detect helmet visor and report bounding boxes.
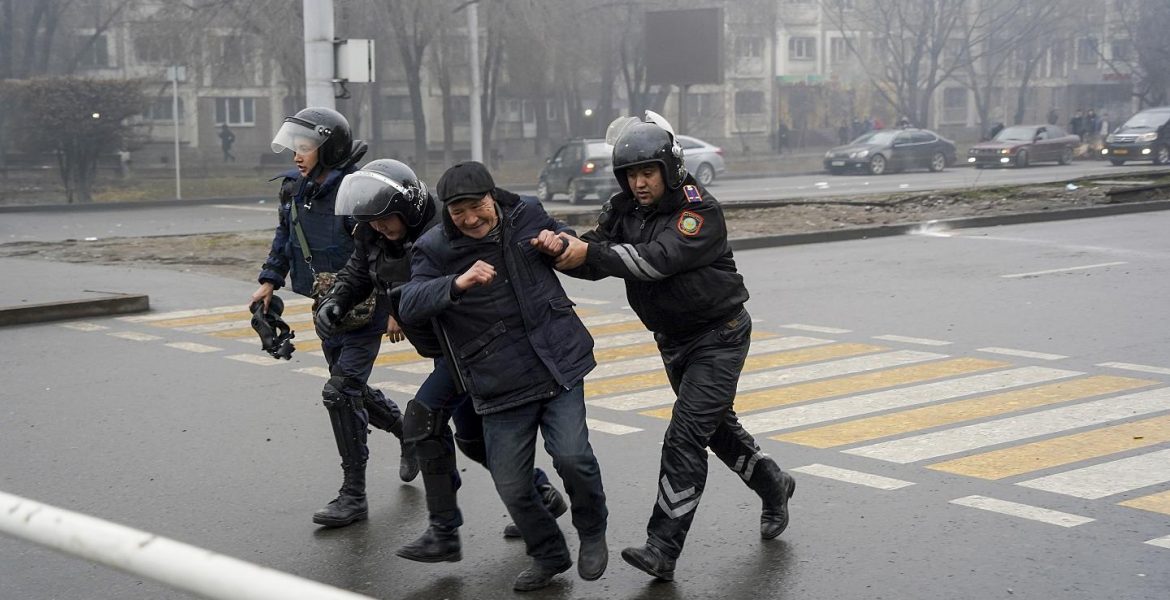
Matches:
[335,171,407,221]
[270,119,330,154]
[605,116,640,146]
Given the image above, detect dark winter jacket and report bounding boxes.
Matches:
[398,189,595,414]
[566,174,748,339]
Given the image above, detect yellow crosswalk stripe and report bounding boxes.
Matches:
[728,357,1008,416]
[927,403,1170,479]
[373,348,428,366]
[589,340,866,399]
[1119,489,1170,516]
[776,375,1153,449]
[150,304,314,328]
[591,331,775,363]
[587,320,648,337]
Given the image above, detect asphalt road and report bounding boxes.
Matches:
[2,161,1164,244]
[2,211,1168,599]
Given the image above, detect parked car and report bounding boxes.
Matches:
[966,125,1078,168]
[1102,106,1170,166]
[536,139,618,204]
[676,134,726,186]
[823,128,956,175]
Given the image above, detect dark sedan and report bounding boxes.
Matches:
[967,125,1078,168]
[824,128,956,175]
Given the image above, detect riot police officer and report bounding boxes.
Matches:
[533,112,796,580]
[318,160,567,562]
[250,108,417,528]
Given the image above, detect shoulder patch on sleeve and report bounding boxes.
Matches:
[677,210,704,237]
[683,184,702,204]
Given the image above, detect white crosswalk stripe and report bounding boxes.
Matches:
[791,464,914,490]
[844,387,1170,463]
[1017,448,1170,499]
[950,495,1094,527]
[739,366,1079,435]
[587,335,832,380]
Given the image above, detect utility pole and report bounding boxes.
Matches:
[468,2,483,163]
[303,0,335,109]
[167,65,186,200]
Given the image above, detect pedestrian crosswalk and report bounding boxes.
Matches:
[56,298,1170,542]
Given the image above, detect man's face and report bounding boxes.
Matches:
[447,193,498,239]
[626,164,665,205]
[293,138,319,176]
[369,213,407,241]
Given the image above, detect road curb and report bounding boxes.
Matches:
[729,198,1170,250]
[0,293,150,327]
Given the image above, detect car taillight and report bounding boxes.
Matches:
[582,161,596,174]
[715,147,723,156]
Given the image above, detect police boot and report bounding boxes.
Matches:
[364,387,419,482]
[620,544,675,581]
[750,458,796,540]
[513,558,573,592]
[395,525,461,563]
[503,481,569,538]
[312,463,368,527]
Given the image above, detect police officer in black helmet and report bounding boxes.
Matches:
[322,160,568,562]
[533,111,797,581]
[250,108,418,529]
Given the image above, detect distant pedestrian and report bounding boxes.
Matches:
[1047,107,1059,126]
[838,121,850,145]
[776,121,789,155]
[988,122,1005,140]
[1069,109,1085,141]
[219,123,236,163]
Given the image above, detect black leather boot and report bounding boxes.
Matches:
[620,544,675,581]
[752,459,796,540]
[395,525,462,563]
[312,463,368,527]
[503,481,569,538]
[513,558,572,592]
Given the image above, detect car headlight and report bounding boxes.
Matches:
[850,149,869,159]
[1137,132,1158,142]
[1000,148,1011,154]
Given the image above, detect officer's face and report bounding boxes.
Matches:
[447,194,498,239]
[626,165,665,205]
[370,214,407,241]
[293,138,319,176]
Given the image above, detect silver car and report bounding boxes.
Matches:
[677,135,726,186]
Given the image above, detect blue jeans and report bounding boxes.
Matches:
[482,382,607,566]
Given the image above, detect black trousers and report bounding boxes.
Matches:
[646,308,766,558]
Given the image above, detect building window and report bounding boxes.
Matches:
[941,88,967,124]
[76,34,109,68]
[1077,38,1098,65]
[1049,43,1067,78]
[383,95,413,121]
[451,96,470,123]
[686,93,719,119]
[736,36,763,59]
[134,32,179,65]
[214,97,255,126]
[145,97,184,122]
[1110,39,1130,62]
[830,37,851,64]
[789,37,816,60]
[735,90,765,115]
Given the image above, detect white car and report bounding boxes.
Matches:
[677,135,726,186]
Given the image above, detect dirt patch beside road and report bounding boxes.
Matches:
[3,172,1169,285]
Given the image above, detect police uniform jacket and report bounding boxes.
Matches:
[327,195,444,358]
[258,165,360,297]
[570,174,749,338]
[398,189,596,415]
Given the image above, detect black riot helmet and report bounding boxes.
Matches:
[608,110,687,195]
[335,159,430,226]
[270,107,354,169]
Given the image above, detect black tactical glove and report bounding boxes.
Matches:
[314,296,346,339]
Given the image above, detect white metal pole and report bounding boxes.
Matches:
[468,2,483,163]
[0,490,375,600]
[172,74,181,200]
[303,0,336,109]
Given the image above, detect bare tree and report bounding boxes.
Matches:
[383,0,443,176]
[1107,0,1170,108]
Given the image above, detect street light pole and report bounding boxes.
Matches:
[167,65,185,200]
[468,1,482,163]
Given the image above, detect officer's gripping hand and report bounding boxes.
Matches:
[554,234,588,270]
[454,260,496,293]
[314,297,345,338]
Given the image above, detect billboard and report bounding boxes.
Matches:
[644,8,723,86]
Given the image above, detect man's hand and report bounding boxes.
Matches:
[454,260,496,292]
[531,229,568,256]
[314,297,345,338]
[385,315,405,343]
[554,234,588,270]
[250,282,275,311]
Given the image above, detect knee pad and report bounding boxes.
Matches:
[322,381,369,465]
[454,435,487,467]
[322,376,363,411]
[402,399,448,443]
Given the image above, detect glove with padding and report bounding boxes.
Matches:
[314,296,346,339]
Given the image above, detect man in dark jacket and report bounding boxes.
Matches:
[532,113,796,581]
[317,159,568,564]
[398,161,608,592]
